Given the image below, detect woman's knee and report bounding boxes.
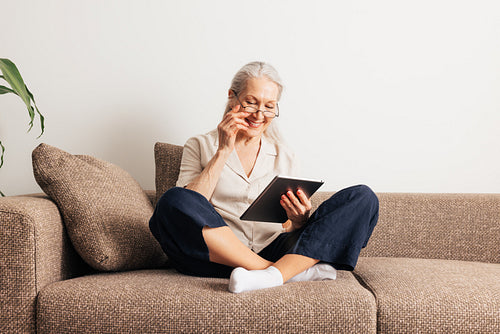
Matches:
[156,186,205,213]
[335,184,377,207]
[323,184,379,218]
[157,186,187,208]
[352,185,378,206]
[350,185,379,220]
[151,187,196,232]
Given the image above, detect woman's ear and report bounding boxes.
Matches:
[228,89,234,98]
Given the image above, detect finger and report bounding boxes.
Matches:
[230,112,249,127]
[296,189,312,210]
[224,111,250,126]
[230,105,249,117]
[280,199,293,217]
[287,191,308,216]
[222,110,240,124]
[281,194,298,216]
[220,112,236,127]
[286,191,303,209]
[280,200,296,220]
[230,125,248,135]
[222,118,246,129]
[230,105,252,119]
[229,119,249,132]
[220,114,248,131]
[233,116,250,125]
[230,104,241,113]
[218,118,230,131]
[234,111,251,120]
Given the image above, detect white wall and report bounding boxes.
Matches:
[1,0,499,196]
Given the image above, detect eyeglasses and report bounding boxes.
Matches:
[232,90,279,118]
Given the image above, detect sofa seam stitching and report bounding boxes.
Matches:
[32,213,39,334]
[352,271,380,334]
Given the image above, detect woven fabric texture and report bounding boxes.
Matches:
[144,189,156,204]
[154,142,183,204]
[0,195,88,333]
[311,192,500,263]
[354,257,500,333]
[32,143,167,271]
[37,269,376,334]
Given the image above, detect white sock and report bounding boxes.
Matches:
[229,266,283,293]
[287,263,337,283]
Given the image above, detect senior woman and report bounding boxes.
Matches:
[149,61,379,293]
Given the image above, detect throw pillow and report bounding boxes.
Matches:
[154,142,183,204]
[32,143,167,271]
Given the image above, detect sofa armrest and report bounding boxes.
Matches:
[0,194,89,333]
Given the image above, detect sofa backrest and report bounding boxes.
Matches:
[154,142,183,204]
[312,191,500,264]
[361,192,499,264]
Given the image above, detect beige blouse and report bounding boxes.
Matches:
[176,129,299,253]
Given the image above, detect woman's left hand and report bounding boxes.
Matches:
[280,189,312,231]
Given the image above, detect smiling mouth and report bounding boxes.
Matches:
[245,118,263,128]
[246,118,263,128]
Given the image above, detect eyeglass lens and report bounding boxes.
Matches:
[244,106,279,118]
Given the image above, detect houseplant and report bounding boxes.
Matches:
[0,58,45,196]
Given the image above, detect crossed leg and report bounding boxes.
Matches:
[202,226,273,270]
[202,226,327,293]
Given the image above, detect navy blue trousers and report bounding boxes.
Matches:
[149,185,379,278]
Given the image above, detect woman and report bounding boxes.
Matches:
[149,61,379,293]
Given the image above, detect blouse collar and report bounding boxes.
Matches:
[211,129,278,181]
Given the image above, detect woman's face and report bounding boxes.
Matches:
[233,77,279,140]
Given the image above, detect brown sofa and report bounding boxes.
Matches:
[1,144,499,333]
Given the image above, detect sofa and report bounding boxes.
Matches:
[0,142,499,333]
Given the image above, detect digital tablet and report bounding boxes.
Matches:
[240,175,324,223]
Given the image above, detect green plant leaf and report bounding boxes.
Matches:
[0,139,4,168]
[0,85,18,95]
[0,140,6,196]
[0,59,32,114]
[0,59,46,196]
[0,59,45,137]
[26,85,45,137]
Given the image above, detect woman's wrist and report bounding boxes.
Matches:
[216,147,233,159]
[186,148,231,199]
[282,220,294,232]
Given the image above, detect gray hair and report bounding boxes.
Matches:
[224,61,284,144]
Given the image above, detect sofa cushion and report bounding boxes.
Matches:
[32,143,167,271]
[353,257,500,333]
[154,142,183,205]
[37,269,377,333]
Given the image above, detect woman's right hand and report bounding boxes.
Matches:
[217,105,249,154]
[186,105,249,200]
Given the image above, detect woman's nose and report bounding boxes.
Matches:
[254,110,265,120]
